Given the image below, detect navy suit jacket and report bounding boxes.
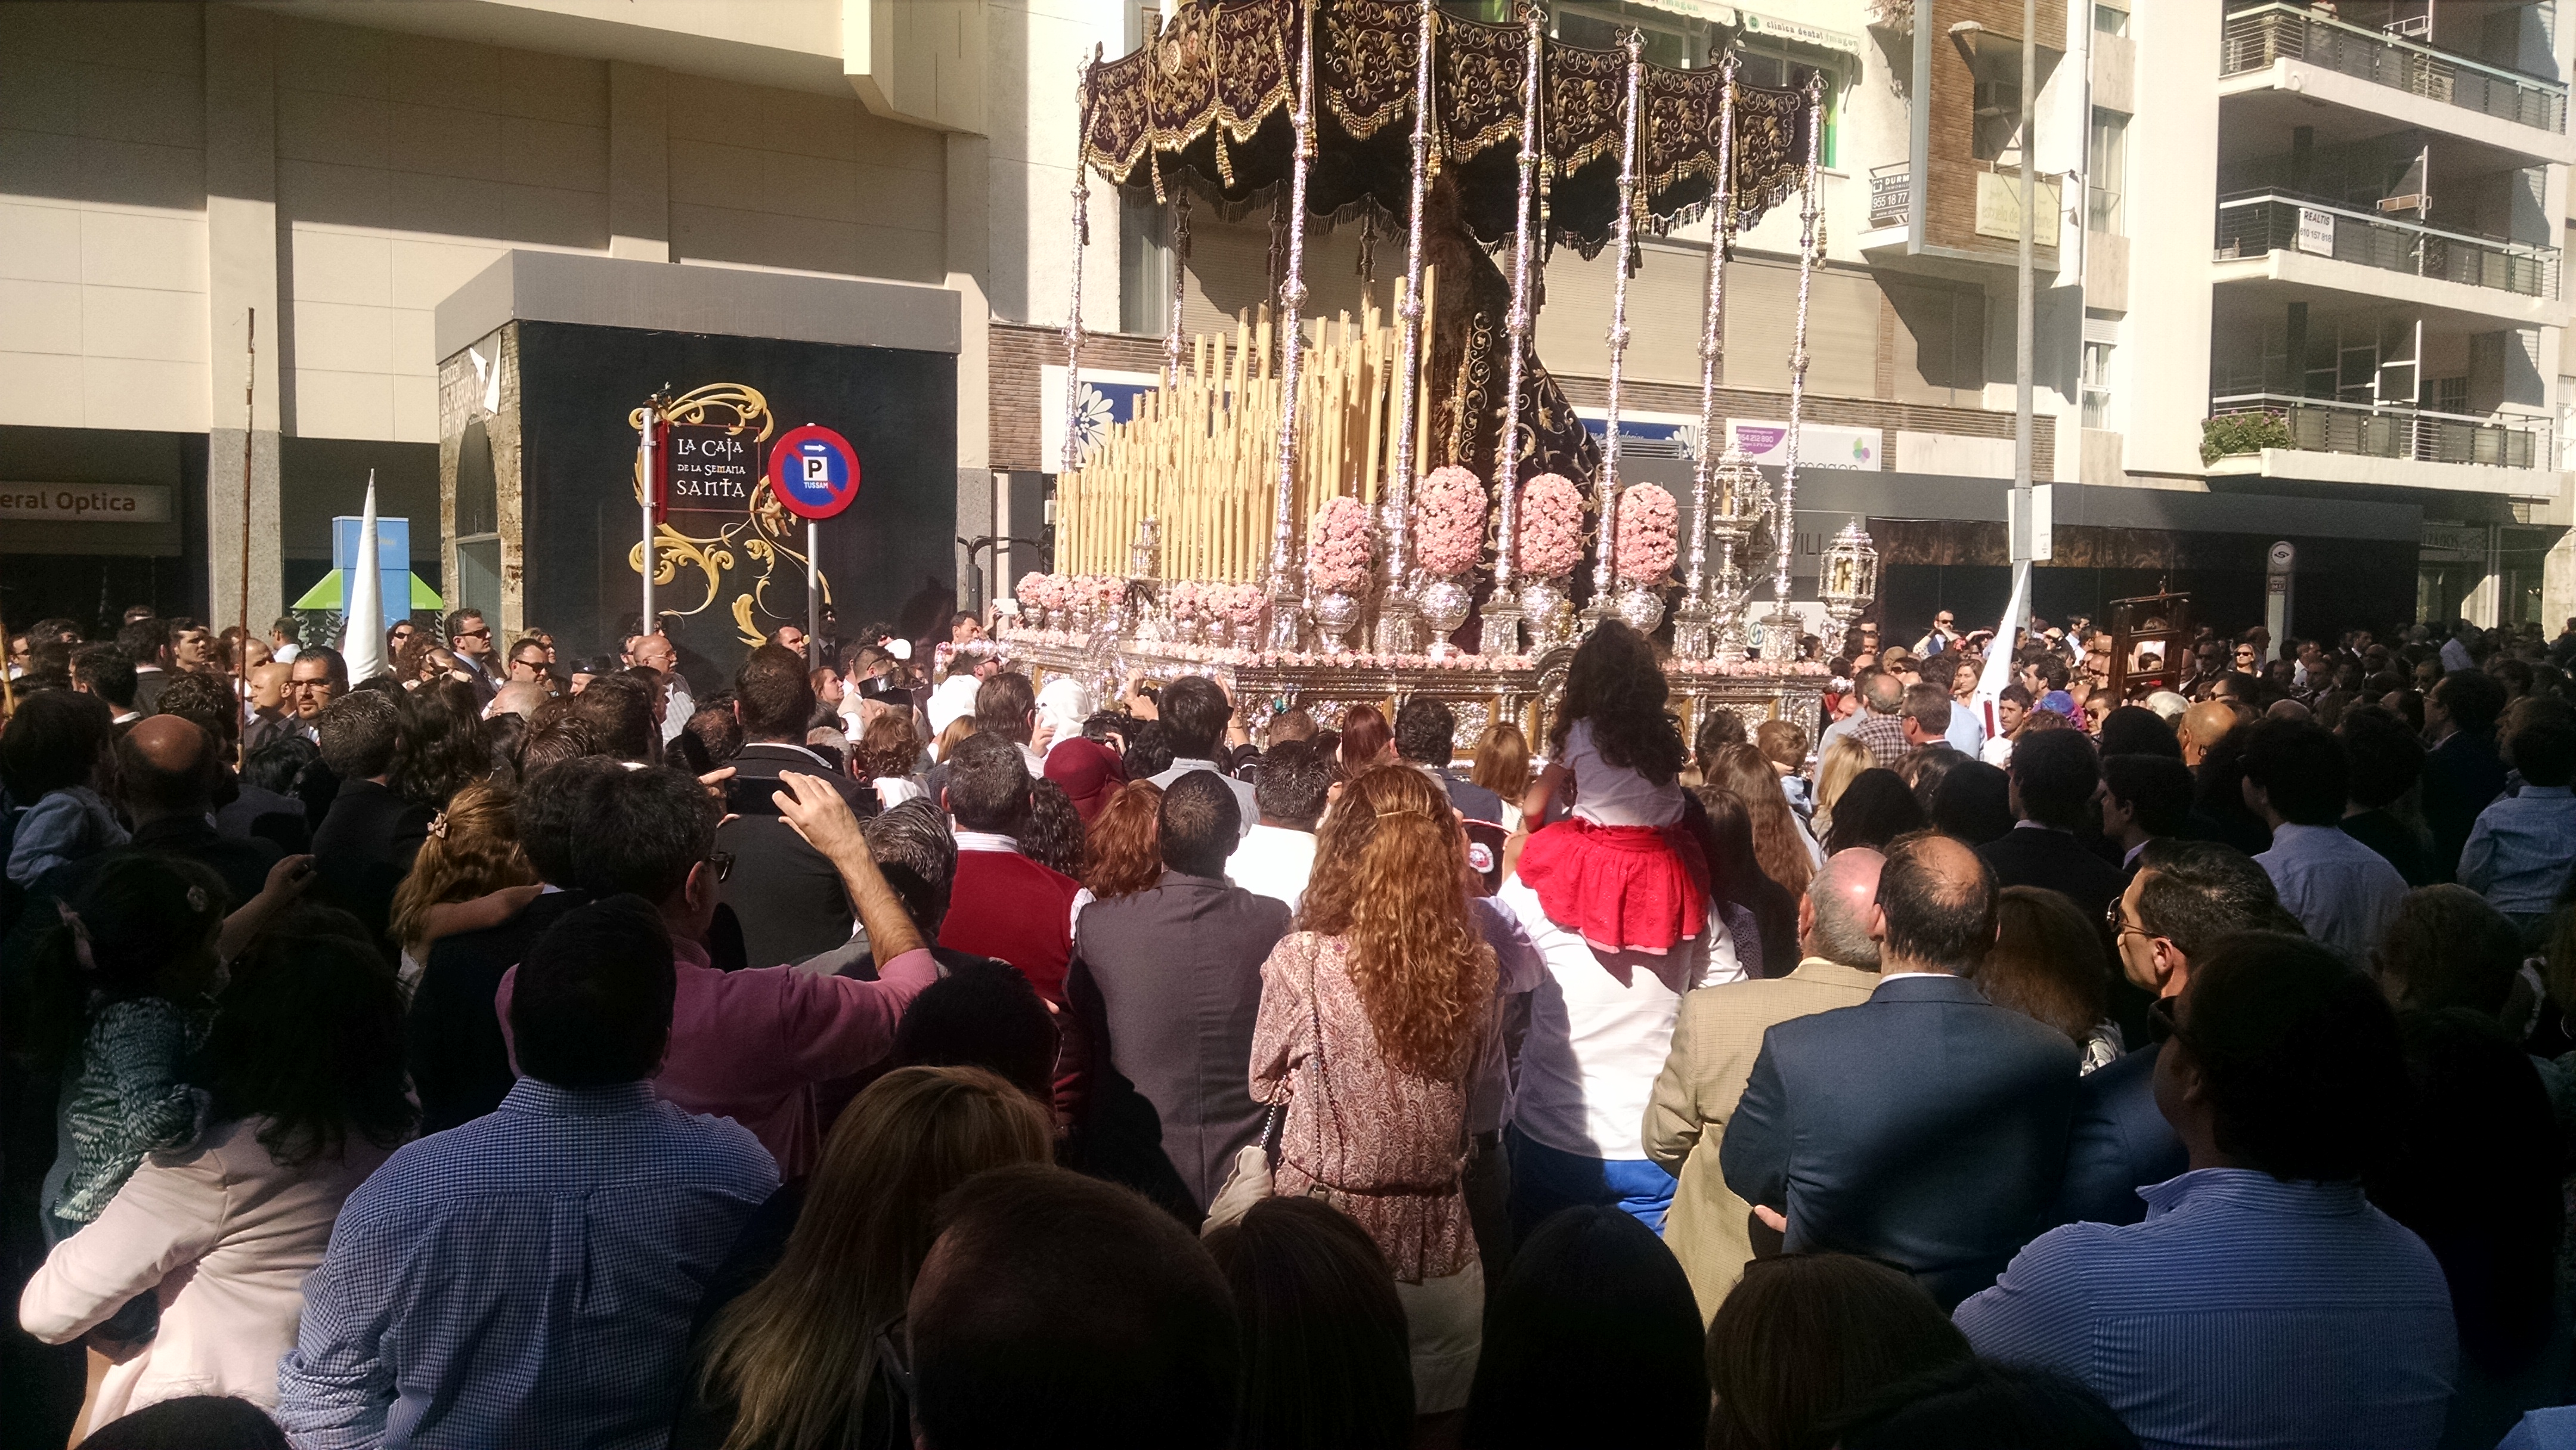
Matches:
[2049,1040,2187,1229]
[1720,972,2080,1309]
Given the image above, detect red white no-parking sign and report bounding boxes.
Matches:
[767,423,862,520]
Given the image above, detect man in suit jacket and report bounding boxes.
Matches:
[1645,847,1886,1320]
[1977,727,2123,925]
[1721,832,2079,1309]
[1395,697,1505,826]
[2420,668,2510,881]
[2054,838,2290,1228]
[407,755,616,1132]
[718,645,878,969]
[1063,772,1292,1220]
[443,608,499,709]
[308,691,431,945]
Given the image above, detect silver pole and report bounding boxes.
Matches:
[1265,0,1321,651]
[639,401,657,636]
[1063,49,1103,476]
[2009,0,2036,644]
[1483,2,1549,656]
[1682,56,1741,657]
[1587,27,1646,623]
[1376,0,1439,655]
[1767,79,1826,641]
[806,520,821,664]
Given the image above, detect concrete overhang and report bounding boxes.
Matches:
[434,250,961,362]
[2216,59,2575,168]
[2207,448,2564,501]
[2209,247,2565,331]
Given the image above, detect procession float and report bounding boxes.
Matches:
[1001,0,1885,749]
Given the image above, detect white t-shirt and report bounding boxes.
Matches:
[1565,720,1684,828]
[1496,876,1739,1161]
[1226,823,1317,914]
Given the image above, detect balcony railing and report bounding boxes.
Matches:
[2214,193,2560,298]
[1869,163,1909,229]
[2220,3,2568,134]
[2210,392,2551,469]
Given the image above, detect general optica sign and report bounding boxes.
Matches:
[0,483,174,522]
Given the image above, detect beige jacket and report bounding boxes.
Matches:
[1641,958,1879,1321]
[19,1116,395,1428]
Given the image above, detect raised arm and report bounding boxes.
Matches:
[775,771,925,961]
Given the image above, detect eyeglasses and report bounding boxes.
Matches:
[455,628,492,642]
[875,1318,915,1403]
[707,850,735,883]
[2104,897,2151,941]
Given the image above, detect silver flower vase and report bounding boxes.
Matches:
[1418,575,1473,656]
[1312,590,1365,653]
[1615,586,1667,636]
[1519,577,1574,651]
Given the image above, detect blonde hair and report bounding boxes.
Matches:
[934,714,979,763]
[694,1066,1051,1450]
[1299,764,1494,1080]
[1470,721,1532,803]
[1812,735,1871,835]
[388,782,535,953]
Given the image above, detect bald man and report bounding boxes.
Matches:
[2176,699,2239,769]
[92,716,289,906]
[1646,848,1891,1318]
[486,680,549,722]
[1720,831,2079,1309]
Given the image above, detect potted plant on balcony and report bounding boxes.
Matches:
[2200,412,2295,464]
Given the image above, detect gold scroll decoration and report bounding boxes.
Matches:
[627,382,835,647]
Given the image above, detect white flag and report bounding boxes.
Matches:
[341,472,386,682]
[1970,560,2030,741]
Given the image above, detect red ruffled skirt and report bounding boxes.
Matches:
[1515,817,1708,956]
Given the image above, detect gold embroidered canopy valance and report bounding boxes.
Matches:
[1082,0,1815,256]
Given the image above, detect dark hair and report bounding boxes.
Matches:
[1203,1197,1413,1450]
[2095,706,2179,760]
[73,1395,290,1450]
[892,960,1059,1102]
[2367,1009,2563,1376]
[1690,788,1769,911]
[683,705,744,767]
[392,687,491,810]
[2,688,116,800]
[1832,1361,2139,1450]
[2505,708,2576,788]
[29,854,228,1069]
[1021,777,1086,879]
[864,798,959,932]
[517,719,601,779]
[2337,704,2425,810]
[2132,838,2290,958]
[1977,885,2109,1046]
[2007,727,2100,830]
[1392,696,1456,766]
[2432,669,2507,738]
[1160,676,1233,760]
[2376,885,2524,1015]
[946,731,1035,835]
[733,645,815,741]
[515,755,620,886]
[242,734,320,797]
[116,615,169,664]
[1551,620,1686,786]
[510,894,677,1086]
[570,764,716,904]
[2101,754,2194,837]
[568,671,655,760]
[1823,769,1927,855]
[2238,717,2346,826]
[975,671,1038,745]
[1899,681,1952,736]
[1875,831,1997,970]
[1122,718,1178,779]
[316,690,401,779]
[910,1164,1239,1450]
[1894,745,1964,820]
[70,644,138,709]
[2181,932,2408,1181]
[1463,1207,1706,1450]
[156,670,239,745]
[1336,704,1391,772]
[1704,1252,1971,1450]
[1695,708,1748,776]
[443,608,486,642]
[1159,770,1241,877]
[1929,760,2014,847]
[1253,739,1332,828]
[205,932,417,1167]
[295,643,349,692]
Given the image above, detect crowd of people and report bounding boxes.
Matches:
[0,597,2571,1450]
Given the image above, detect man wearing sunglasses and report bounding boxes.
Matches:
[444,608,497,708]
[2052,838,2291,1229]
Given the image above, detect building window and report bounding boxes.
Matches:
[2088,109,2128,235]
[2093,3,2129,36]
[1120,195,1171,338]
[1973,79,2023,164]
[2082,340,2114,429]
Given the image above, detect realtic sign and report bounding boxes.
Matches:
[0,482,173,523]
[767,424,862,520]
[667,425,760,508]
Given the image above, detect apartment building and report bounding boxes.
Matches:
[2,0,2565,652]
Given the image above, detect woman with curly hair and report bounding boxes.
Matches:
[1081,779,1165,901]
[1514,619,1705,956]
[1250,763,1496,1421]
[391,683,493,811]
[386,780,538,988]
[853,710,926,810]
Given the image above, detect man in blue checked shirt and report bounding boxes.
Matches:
[275,896,779,1449]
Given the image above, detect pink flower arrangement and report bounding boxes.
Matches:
[1308,495,1375,596]
[1165,581,1206,619]
[1414,466,1487,578]
[1614,483,1679,586]
[1221,582,1267,625]
[1077,574,1125,609]
[1015,571,1064,611]
[1516,473,1583,579]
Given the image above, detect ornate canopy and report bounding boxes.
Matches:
[1083,0,1815,257]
